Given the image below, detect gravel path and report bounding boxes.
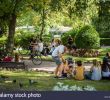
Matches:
[23,60,92,72]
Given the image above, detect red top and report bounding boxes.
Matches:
[3,56,13,62]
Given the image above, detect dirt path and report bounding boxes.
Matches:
[23,60,92,72]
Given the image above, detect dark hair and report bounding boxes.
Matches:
[77,61,82,66]
[40,39,42,42]
[102,59,109,72]
[106,52,110,57]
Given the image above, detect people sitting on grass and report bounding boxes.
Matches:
[52,39,66,78]
[74,61,85,80]
[85,59,102,81]
[61,57,74,78]
[102,56,110,79]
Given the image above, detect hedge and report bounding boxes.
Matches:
[100,38,110,46]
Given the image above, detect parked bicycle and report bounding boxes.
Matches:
[30,50,42,65]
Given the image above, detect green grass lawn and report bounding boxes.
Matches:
[0,70,110,91]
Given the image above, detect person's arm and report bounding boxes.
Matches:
[90,66,93,72]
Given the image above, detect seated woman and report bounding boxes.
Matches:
[85,60,102,81]
[74,61,85,80]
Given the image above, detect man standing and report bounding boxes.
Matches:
[52,39,66,78]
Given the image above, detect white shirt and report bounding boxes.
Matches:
[38,42,43,52]
[52,45,65,57]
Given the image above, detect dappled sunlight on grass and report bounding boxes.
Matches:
[0,70,110,91]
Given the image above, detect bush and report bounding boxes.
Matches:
[100,38,110,46]
[75,25,100,49]
[61,29,78,46]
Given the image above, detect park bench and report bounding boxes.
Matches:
[0,61,26,70]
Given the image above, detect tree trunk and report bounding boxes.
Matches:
[6,13,16,54]
[40,8,45,40]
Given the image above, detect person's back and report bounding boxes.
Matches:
[75,61,84,80]
[38,42,43,52]
[91,67,101,80]
[52,45,64,57]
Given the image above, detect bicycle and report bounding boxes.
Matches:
[18,45,42,65]
[30,50,42,65]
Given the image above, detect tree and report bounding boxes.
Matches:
[0,0,29,53]
[31,0,52,39]
[93,0,110,37]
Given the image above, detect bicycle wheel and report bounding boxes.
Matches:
[32,55,42,65]
[18,46,30,55]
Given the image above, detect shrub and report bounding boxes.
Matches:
[100,38,110,46]
[75,25,100,49]
[61,29,78,46]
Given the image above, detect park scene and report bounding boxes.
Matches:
[0,0,110,91]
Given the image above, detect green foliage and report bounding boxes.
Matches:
[0,35,7,45]
[75,25,100,49]
[61,29,78,46]
[100,38,110,46]
[93,0,110,37]
[42,34,51,43]
[14,31,36,48]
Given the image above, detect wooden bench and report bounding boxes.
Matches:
[0,61,26,70]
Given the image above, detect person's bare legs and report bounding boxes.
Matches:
[54,65,60,77]
[54,63,64,77]
[58,63,64,76]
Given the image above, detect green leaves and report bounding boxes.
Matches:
[75,25,100,49]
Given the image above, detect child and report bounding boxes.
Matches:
[52,39,66,78]
[61,57,74,78]
[85,60,102,80]
[74,61,85,80]
[90,60,102,80]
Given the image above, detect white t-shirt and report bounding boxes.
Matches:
[34,42,43,52]
[38,42,43,52]
[52,45,65,57]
